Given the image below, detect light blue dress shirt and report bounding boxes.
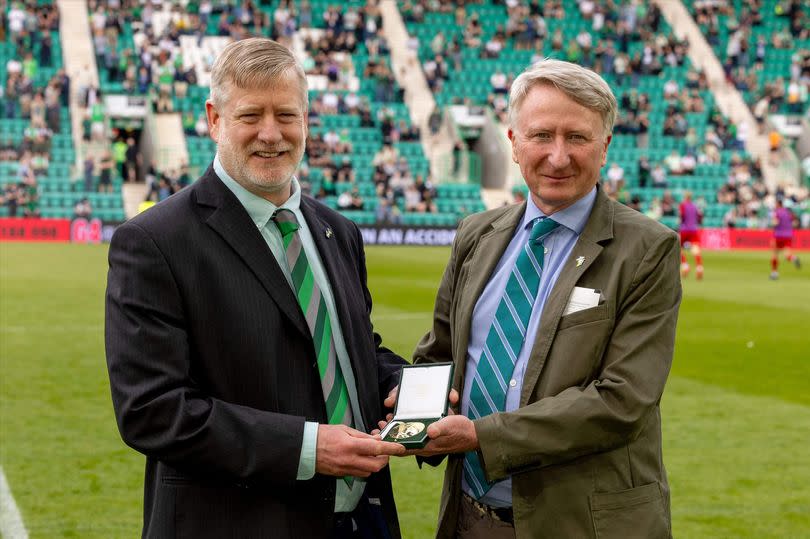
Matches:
[214,156,366,512]
[461,187,597,508]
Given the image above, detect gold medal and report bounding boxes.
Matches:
[388,421,426,440]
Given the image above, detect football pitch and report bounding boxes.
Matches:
[1,243,809,538]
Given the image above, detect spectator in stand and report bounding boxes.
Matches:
[490,69,509,94]
[651,162,668,188]
[404,183,421,212]
[336,156,355,184]
[664,150,683,176]
[679,191,704,280]
[17,151,36,184]
[0,137,18,161]
[349,187,365,210]
[20,178,39,218]
[182,111,196,136]
[156,176,173,201]
[661,190,677,217]
[98,150,115,193]
[2,183,21,217]
[143,161,159,202]
[111,137,127,181]
[637,155,651,188]
[645,196,663,221]
[74,197,93,219]
[769,198,801,280]
[195,112,209,137]
[681,153,697,175]
[337,187,353,210]
[768,129,782,165]
[124,137,140,182]
[176,162,192,190]
[605,162,625,192]
[83,154,95,192]
[372,143,398,168]
[422,191,438,213]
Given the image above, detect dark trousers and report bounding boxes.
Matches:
[332,495,392,539]
[457,494,515,539]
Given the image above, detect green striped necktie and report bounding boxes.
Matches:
[272,210,354,483]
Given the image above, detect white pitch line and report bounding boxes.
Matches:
[0,466,28,539]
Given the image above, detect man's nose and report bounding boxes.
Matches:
[256,117,282,143]
[547,138,571,169]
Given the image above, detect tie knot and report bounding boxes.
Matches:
[272,209,299,238]
[529,217,559,243]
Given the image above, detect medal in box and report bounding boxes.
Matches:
[379,363,454,448]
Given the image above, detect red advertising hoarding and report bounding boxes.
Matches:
[0,218,71,242]
[1,219,808,249]
[700,228,810,250]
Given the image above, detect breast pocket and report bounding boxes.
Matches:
[557,302,610,331]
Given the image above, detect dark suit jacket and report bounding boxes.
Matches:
[105,167,406,538]
[414,188,681,538]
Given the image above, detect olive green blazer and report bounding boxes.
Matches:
[414,188,681,539]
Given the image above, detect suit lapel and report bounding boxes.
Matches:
[454,205,525,378]
[520,190,614,406]
[193,169,309,338]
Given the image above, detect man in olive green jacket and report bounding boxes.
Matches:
[401,60,680,538]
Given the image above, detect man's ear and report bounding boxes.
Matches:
[508,128,518,163]
[601,134,612,167]
[205,100,220,143]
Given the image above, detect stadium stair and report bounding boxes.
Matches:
[378,0,454,180]
[652,0,796,190]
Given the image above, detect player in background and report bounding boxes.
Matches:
[770,198,801,280]
[679,190,704,280]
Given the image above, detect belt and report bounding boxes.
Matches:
[462,492,514,524]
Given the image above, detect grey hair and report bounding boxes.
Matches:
[508,58,617,139]
[209,37,308,109]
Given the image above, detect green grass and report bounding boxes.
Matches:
[1,245,809,538]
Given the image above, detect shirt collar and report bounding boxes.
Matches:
[520,186,597,235]
[214,153,301,229]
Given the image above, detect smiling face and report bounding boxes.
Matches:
[508,83,611,215]
[206,70,307,205]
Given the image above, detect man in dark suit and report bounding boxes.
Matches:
[105,38,407,538]
[393,59,681,538]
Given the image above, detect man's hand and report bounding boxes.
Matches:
[315,424,406,478]
[407,414,478,456]
[383,386,398,408]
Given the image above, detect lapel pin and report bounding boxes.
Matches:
[325,227,333,239]
[576,256,585,267]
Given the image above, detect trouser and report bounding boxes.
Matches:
[457,493,515,539]
[332,495,392,539]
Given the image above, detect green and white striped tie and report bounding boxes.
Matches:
[272,209,353,429]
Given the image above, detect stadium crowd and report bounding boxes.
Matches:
[1,0,808,229]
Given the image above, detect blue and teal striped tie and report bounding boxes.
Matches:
[464,216,559,498]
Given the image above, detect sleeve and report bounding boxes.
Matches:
[475,227,681,481]
[296,422,319,480]
[105,222,306,486]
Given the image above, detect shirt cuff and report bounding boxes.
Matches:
[296,421,319,480]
